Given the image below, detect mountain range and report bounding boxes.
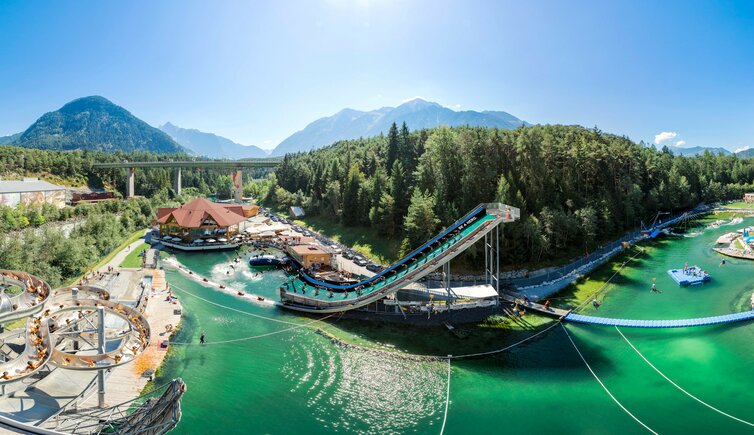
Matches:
[271,98,529,156]
[665,145,732,156]
[2,96,749,159]
[159,122,268,159]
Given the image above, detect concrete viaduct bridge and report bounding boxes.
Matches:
[93,159,281,201]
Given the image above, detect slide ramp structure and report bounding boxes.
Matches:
[0,276,151,384]
[280,203,519,313]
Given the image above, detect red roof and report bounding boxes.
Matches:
[157,198,248,228]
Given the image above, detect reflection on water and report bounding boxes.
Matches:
[282,334,446,434]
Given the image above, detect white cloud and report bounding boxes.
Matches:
[675,140,686,147]
[735,146,751,153]
[401,96,425,103]
[452,104,461,110]
[654,131,678,144]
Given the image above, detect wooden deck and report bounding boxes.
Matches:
[500,293,570,318]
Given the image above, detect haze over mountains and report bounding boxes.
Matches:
[0,95,749,159]
[665,145,732,156]
[159,122,268,159]
[271,98,529,156]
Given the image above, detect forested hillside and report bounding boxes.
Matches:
[11,96,185,154]
[268,123,754,265]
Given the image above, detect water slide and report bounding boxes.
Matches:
[279,203,519,313]
[0,273,151,384]
[0,272,50,324]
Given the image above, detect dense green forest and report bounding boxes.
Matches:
[3,122,754,282]
[267,123,754,265]
[0,195,157,287]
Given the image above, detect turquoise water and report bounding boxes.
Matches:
[154,221,754,434]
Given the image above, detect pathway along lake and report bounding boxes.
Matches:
[153,220,754,434]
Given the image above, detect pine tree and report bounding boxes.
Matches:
[386,122,399,175]
[403,190,439,248]
[390,161,410,229]
[341,164,363,226]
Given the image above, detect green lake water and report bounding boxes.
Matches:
[153,221,754,434]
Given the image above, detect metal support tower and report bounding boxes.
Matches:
[72,287,79,351]
[97,306,106,408]
[484,222,501,302]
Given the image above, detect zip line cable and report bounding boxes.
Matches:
[561,324,658,434]
[615,326,754,427]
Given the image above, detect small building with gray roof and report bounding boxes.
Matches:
[0,178,66,208]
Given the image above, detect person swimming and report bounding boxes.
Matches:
[592,299,602,309]
[651,283,662,293]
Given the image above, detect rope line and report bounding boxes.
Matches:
[561,324,658,434]
[170,283,309,326]
[439,359,451,435]
[170,316,333,346]
[615,326,754,427]
[173,277,560,360]
[441,321,560,359]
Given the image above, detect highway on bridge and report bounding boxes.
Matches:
[93,159,281,198]
[92,159,280,169]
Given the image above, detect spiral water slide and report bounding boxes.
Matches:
[280,203,519,313]
[0,271,150,384]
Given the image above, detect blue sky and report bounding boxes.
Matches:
[1,0,753,151]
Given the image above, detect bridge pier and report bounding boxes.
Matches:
[126,167,135,198]
[173,168,182,196]
[232,169,243,202]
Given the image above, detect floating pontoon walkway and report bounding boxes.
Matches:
[563,310,754,328]
[503,293,754,328]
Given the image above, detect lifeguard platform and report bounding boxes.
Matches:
[667,267,710,285]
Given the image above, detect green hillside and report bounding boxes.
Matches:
[12,96,184,154]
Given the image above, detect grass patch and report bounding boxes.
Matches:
[720,201,754,210]
[545,244,657,310]
[120,243,150,268]
[65,229,146,286]
[290,215,402,264]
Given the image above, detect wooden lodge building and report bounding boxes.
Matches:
[286,244,332,269]
[157,198,258,244]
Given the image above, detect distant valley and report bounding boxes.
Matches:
[159,122,268,159]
